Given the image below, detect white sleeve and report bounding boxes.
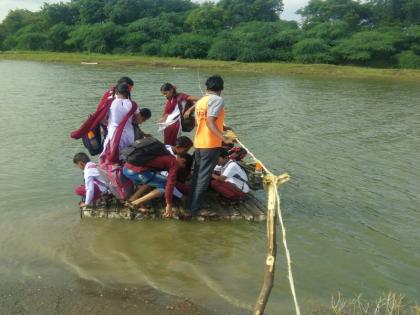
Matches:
[84,175,95,205]
[222,162,239,178]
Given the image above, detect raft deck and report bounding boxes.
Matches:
[81,191,267,222]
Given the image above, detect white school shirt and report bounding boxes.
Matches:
[102,98,139,156]
[84,162,108,205]
[220,160,250,193]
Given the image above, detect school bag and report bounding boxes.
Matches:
[70,97,113,156]
[120,137,170,166]
[176,95,195,132]
[81,124,104,156]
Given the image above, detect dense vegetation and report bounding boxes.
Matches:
[0,0,419,69]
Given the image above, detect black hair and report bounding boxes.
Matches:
[160,83,175,92]
[176,136,193,148]
[205,75,224,92]
[73,152,90,164]
[116,82,131,99]
[178,152,193,170]
[219,148,229,158]
[140,108,151,119]
[118,76,134,86]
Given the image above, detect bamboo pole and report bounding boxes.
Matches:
[254,177,278,315]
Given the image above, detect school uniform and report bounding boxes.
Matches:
[75,162,109,205]
[123,155,179,205]
[101,98,139,159]
[211,160,249,200]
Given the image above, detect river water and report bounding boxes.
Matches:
[0,60,419,314]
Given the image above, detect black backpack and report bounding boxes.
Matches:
[82,124,104,156]
[120,137,170,166]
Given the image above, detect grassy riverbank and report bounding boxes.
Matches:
[1,51,420,81]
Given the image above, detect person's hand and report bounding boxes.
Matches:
[222,136,234,144]
[79,202,88,209]
[183,109,193,119]
[163,204,173,218]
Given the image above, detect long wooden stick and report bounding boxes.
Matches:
[254,178,277,315]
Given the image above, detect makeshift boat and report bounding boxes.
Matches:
[80,161,268,222]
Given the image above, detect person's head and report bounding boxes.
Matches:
[205,75,224,93]
[160,83,176,99]
[173,136,193,154]
[116,82,131,99]
[221,142,234,151]
[176,152,193,170]
[229,147,247,161]
[73,152,90,170]
[138,108,151,124]
[218,148,230,166]
[117,77,134,91]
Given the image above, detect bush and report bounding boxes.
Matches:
[332,30,398,65]
[208,34,239,60]
[65,23,123,53]
[292,38,333,63]
[162,33,212,58]
[141,40,164,56]
[397,50,420,69]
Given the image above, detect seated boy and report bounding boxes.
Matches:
[211,149,249,201]
[73,152,109,208]
[123,152,191,217]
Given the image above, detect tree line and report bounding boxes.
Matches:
[0,0,419,69]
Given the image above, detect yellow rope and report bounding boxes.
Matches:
[233,135,301,315]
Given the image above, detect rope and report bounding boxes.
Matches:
[274,183,301,315]
[235,137,301,315]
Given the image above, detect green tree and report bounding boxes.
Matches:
[218,0,283,27]
[186,2,226,33]
[66,22,123,53]
[40,2,79,28]
[208,32,239,60]
[1,9,39,35]
[162,33,212,58]
[292,38,333,63]
[74,0,110,24]
[47,23,74,51]
[397,50,420,68]
[332,30,399,66]
[108,0,142,24]
[298,0,371,28]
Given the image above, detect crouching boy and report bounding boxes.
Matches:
[73,152,109,208]
[211,149,249,201]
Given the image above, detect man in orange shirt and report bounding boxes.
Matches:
[187,75,233,215]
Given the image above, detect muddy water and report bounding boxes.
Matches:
[0,60,419,314]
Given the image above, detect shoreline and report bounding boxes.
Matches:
[1,51,420,81]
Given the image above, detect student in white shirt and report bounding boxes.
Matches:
[211,149,249,200]
[73,152,109,207]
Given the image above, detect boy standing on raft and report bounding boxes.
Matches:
[187,75,234,215]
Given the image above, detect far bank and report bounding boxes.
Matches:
[1,51,420,81]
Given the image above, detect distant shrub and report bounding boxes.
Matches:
[293,38,333,63]
[142,40,164,56]
[208,35,239,60]
[397,50,420,69]
[162,33,211,59]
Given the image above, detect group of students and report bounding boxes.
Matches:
[72,75,250,218]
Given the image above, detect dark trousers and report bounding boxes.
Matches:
[187,148,220,213]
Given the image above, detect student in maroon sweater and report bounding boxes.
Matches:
[123,154,187,217]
